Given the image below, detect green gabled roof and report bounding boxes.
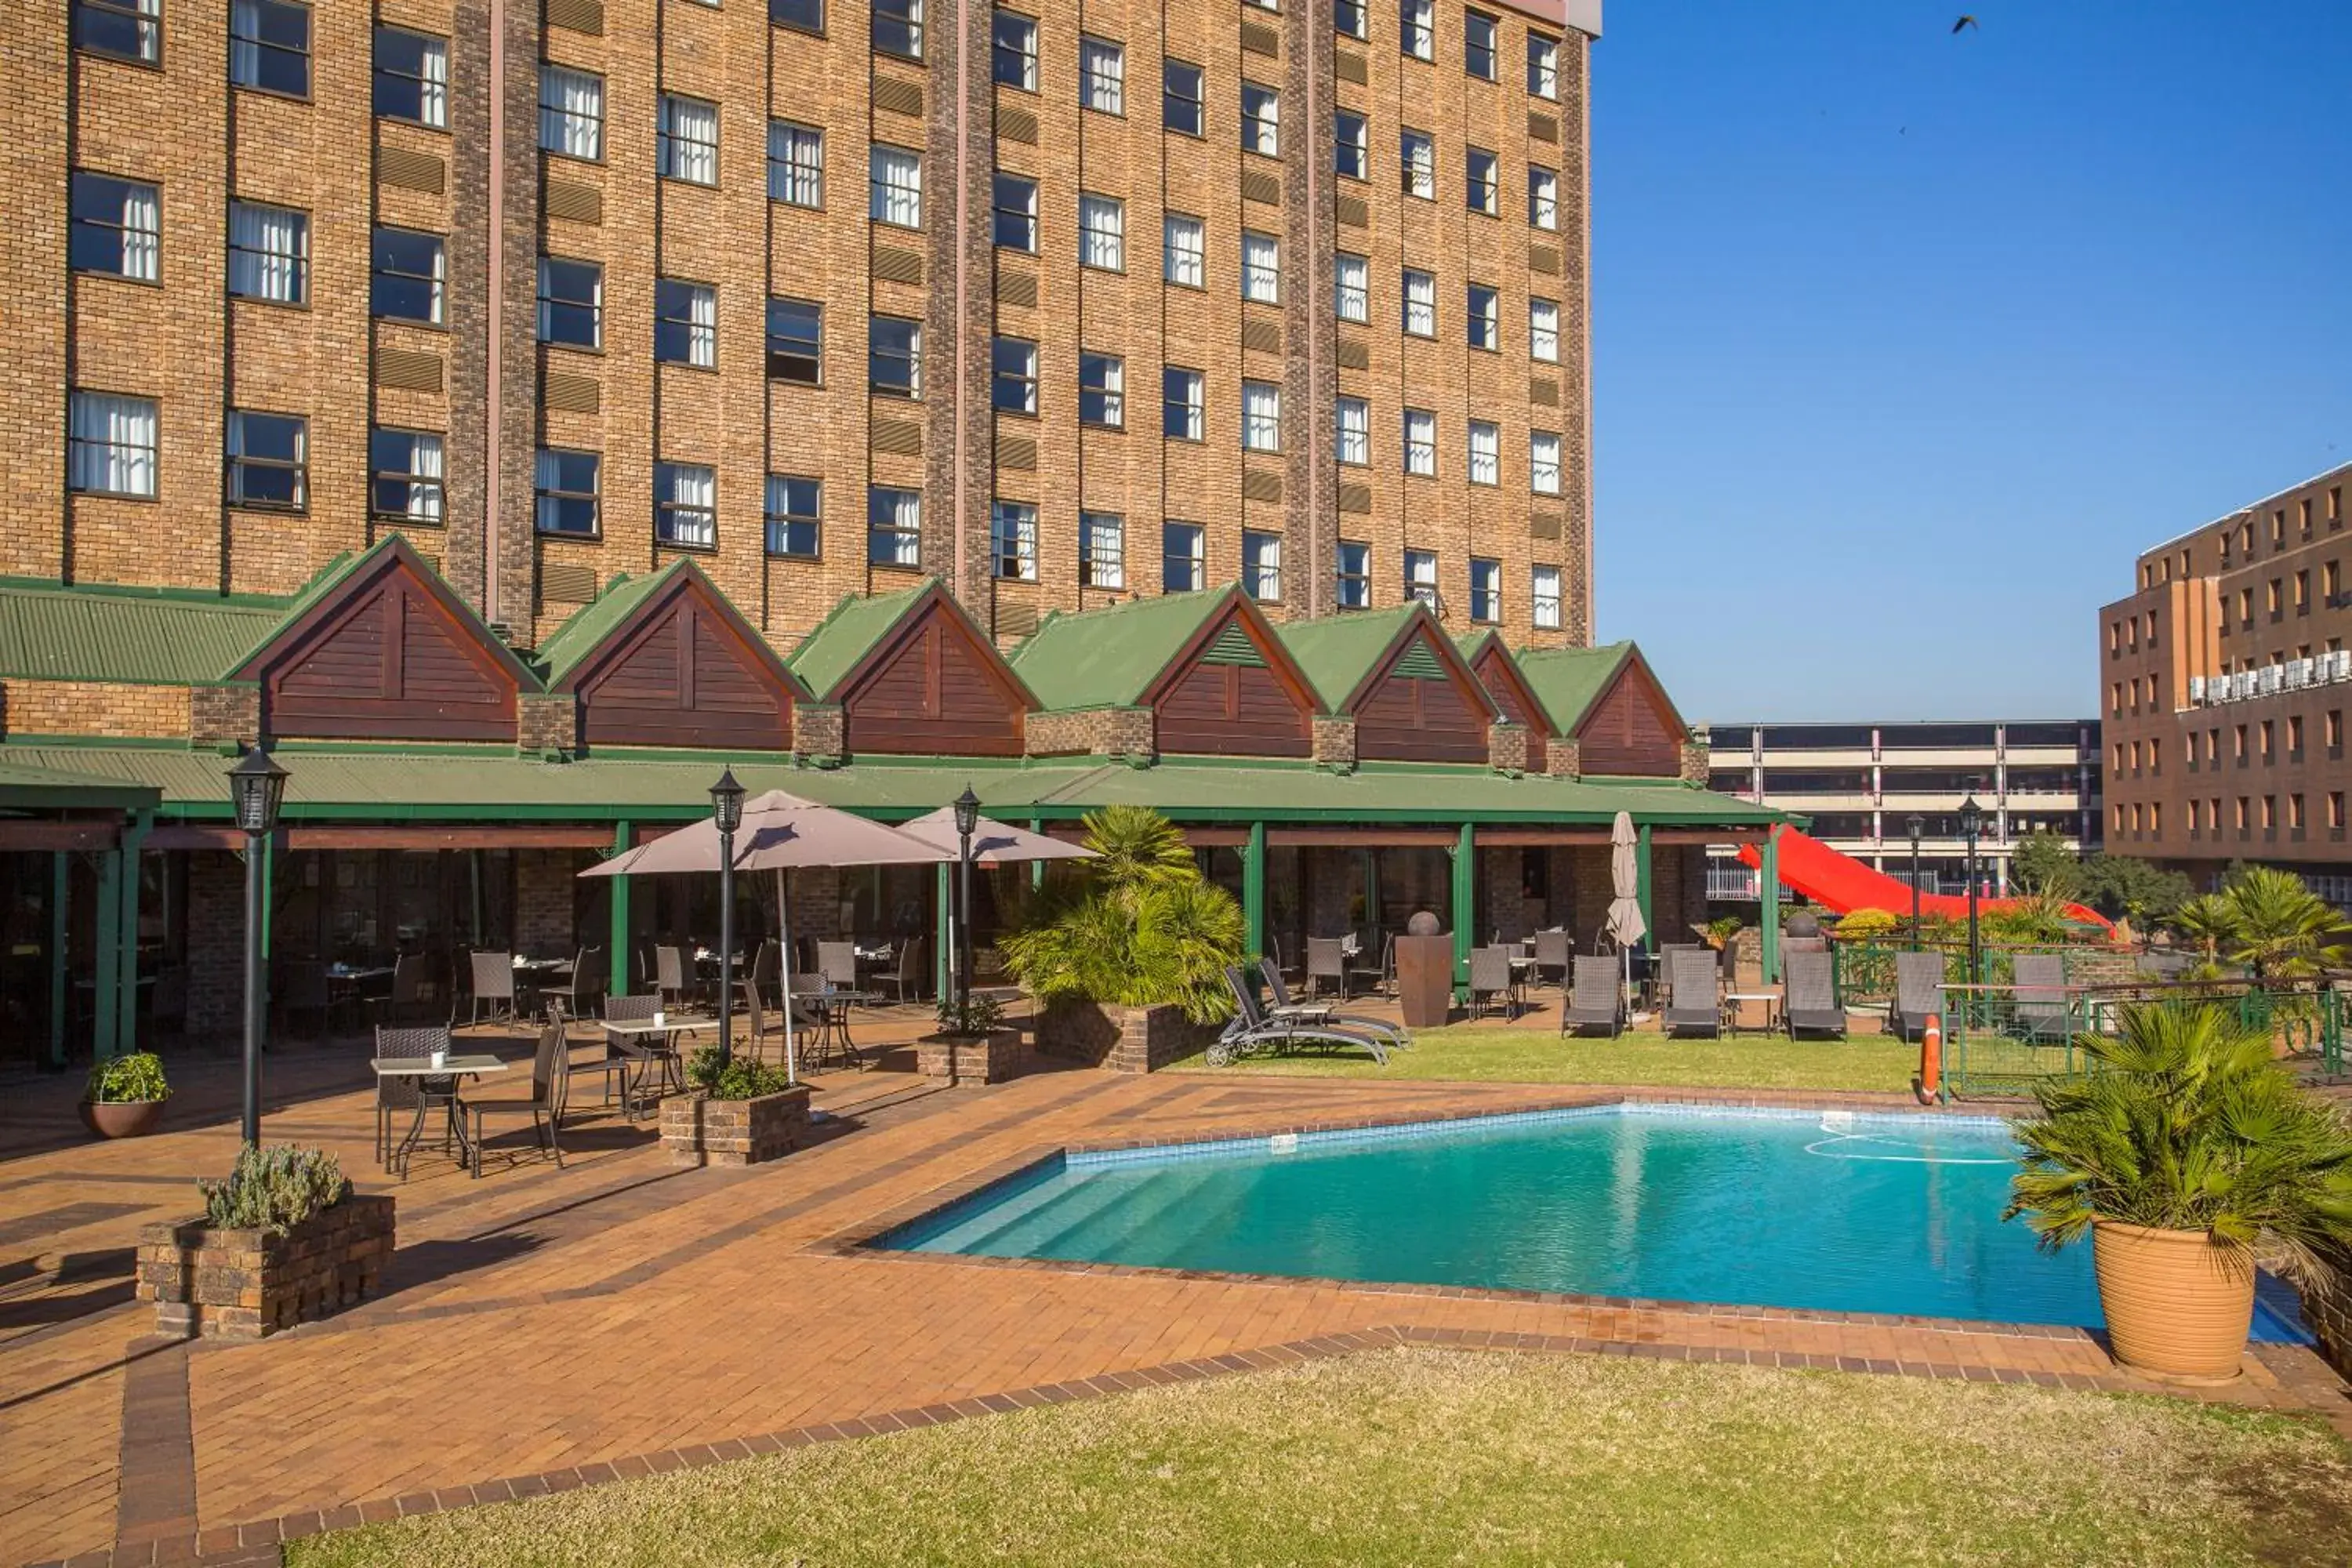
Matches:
[1515,642,1640,733]
[532,562,688,688]
[0,578,292,685]
[1004,589,1235,711]
[1273,603,1421,710]
[784,579,940,700]
[1454,628,1562,734]
[0,756,161,811]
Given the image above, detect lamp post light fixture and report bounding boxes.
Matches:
[1907,813,1925,952]
[710,768,746,1068]
[1959,789,1984,989]
[227,747,289,1149]
[953,785,981,1025]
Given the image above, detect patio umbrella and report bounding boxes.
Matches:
[893,806,1099,867]
[581,790,953,1084]
[1604,811,1647,1009]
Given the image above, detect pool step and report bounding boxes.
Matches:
[908,1170,1085,1254]
[996,1165,1227,1261]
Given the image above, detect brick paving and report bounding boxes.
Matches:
[4,1008,2348,1568]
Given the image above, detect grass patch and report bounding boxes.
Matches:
[289,1348,2352,1567]
[1172,1026,1927,1092]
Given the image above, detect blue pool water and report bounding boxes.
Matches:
[887,1105,2309,1340]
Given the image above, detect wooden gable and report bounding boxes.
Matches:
[1576,655,1684,776]
[559,571,800,750]
[840,587,1029,757]
[1149,602,1316,757]
[1351,622,1494,764]
[1468,643,1550,773]
[235,541,526,742]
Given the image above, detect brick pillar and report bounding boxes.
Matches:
[184,851,245,1037]
[1312,715,1356,770]
[1570,844,1611,942]
[1679,739,1709,784]
[1548,736,1582,779]
[189,684,262,750]
[514,850,579,956]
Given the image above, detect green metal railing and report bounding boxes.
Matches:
[1828,939,2084,1011]
[1936,978,2344,1100]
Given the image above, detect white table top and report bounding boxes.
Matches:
[1723,992,1781,1002]
[601,1017,712,1036]
[370,1054,507,1076]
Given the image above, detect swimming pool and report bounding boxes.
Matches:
[886,1104,2307,1341]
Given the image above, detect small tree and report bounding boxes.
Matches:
[2216,865,2352,979]
[2009,830,2085,900]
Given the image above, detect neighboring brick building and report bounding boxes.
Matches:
[5,0,1602,653]
[2098,463,2352,899]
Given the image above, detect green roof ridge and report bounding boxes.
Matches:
[1004,589,1230,711]
[1514,641,1637,732]
[785,578,941,699]
[532,563,686,687]
[1273,603,1423,710]
[0,576,293,686]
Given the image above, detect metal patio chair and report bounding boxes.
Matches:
[1467,945,1518,1020]
[1305,937,1352,1000]
[1781,949,1846,1039]
[2013,953,2071,1041]
[460,1022,570,1178]
[1560,956,1624,1038]
[1532,928,1572,990]
[1889,951,1947,1043]
[1662,947,1722,1037]
[467,950,517,1029]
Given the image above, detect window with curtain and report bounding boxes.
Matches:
[1163,367,1203,441]
[535,448,601,536]
[1400,129,1435,198]
[536,256,601,347]
[1081,512,1124,589]
[1163,522,1206,592]
[1241,231,1279,304]
[230,0,310,96]
[1079,194,1123,270]
[226,410,307,511]
[765,475,821,557]
[74,0,162,64]
[873,0,922,59]
[1163,59,1203,134]
[869,146,922,227]
[1401,0,1433,60]
[991,336,1037,414]
[1335,111,1368,179]
[659,95,720,184]
[66,391,157,498]
[1336,397,1369,466]
[1468,283,1499,350]
[1334,0,1367,42]
[868,486,922,566]
[1403,409,1436,476]
[1334,252,1368,321]
[1336,541,1370,608]
[1405,548,1439,604]
[1528,34,1559,99]
[989,502,1037,580]
[869,316,920,396]
[1081,37,1123,113]
[1467,147,1498,214]
[371,227,444,323]
[766,296,822,383]
[993,174,1037,251]
[655,279,717,368]
[1163,214,1204,286]
[230,202,308,305]
[1469,557,1501,622]
[1243,530,1282,603]
[539,66,603,159]
[1529,165,1559,230]
[1242,83,1279,156]
[369,428,444,524]
[1531,430,1562,495]
[67,173,158,282]
[1402,268,1435,336]
[1532,565,1562,630]
[1465,11,1497,79]
[993,11,1036,89]
[1080,352,1123,427]
[1468,420,1500,486]
[655,462,717,548]
[373,27,447,129]
[768,121,823,206]
[1242,380,1281,452]
[1530,298,1559,362]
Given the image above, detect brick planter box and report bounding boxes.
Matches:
[660,1087,813,1167]
[137,1195,396,1341]
[916,1028,1029,1085]
[1036,1000,1221,1073]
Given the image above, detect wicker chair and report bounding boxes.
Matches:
[1305,938,1352,1000]
[374,1024,453,1176]
[872,936,924,1004]
[1466,945,1517,1019]
[816,941,858,993]
[541,946,605,1024]
[460,1022,570,1178]
[467,950,517,1028]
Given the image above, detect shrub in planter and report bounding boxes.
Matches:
[2004,1001,2352,1380]
[921,992,1025,1083]
[140,1144,393,1339]
[80,1051,169,1138]
[664,1047,811,1167]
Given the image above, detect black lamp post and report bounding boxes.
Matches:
[1959,789,1984,987]
[953,786,981,1025]
[1907,813,1925,951]
[227,747,289,1149]
[710,768,746,1068]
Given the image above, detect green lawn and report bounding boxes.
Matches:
[289,1348,2352,1567]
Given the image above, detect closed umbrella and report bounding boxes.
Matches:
[1604,811,1647,1010]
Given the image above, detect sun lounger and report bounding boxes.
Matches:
[1662,948,1720,1037]
[2012,953,2070,1040]
[1889,951,1946,1043]
[1258,960,1409,1047]
[1781,949,1846,1038]
[1208,967,1390,1066]
[1560,955,1624,1037]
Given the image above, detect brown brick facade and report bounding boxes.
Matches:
[1024,706,1155,758]
[1312,713,1358,769]
[1489,720,1528,774]
[0,679,190,740]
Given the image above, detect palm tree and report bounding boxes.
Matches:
[2169,891,2239,967]
[1078,804,1196,907]
[2218,866,2352,979]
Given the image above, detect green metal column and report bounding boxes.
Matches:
[1241,820,1266,964]
[1029,817,1046,890]
[935,861,953,1001]
[46,852,68,1071]
[116,809,151,1052]
[608,821,633,997]
[92,845,121,1061]
[1450,823,1475,990]
[1760,829,1782,984]
[1635,822,1654,953]
[258,830,276,1032]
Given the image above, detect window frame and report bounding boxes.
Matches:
[229,0,311,100]
[654,278,718,370]
[372,26,448,129]
[1242,528,1283,604]
[1468,556,1501,623]
[1241,230,1280,305]
[992,172,1039,252]
[1241,379,1282,452]
[1163,212,1206,289]
[1466,147,1499,215]
[66,390,159,499]
[1465,10,1498,79]
[1530,297,1560,363]
[68,172,161,284]
[1163,366,1205,442]
[1527,32,1559,99]
[535,255,602,349]
[1468,419,1500,486]
[991,9,1037,91]
[538,64,605,162]
[1401,267,1436,336]
[1335,111,1369,180]
[1162,58,1204,136]
[989,499,1039,581]
[1530,430,1563,495]
[771,0,825,34]
[1079,192,1125,271]
[867,485,923,567]
[1403,408,1436,476]
[869,144,924,228]
[1080,510,1126,589]
[1336,395,1370,467]
[1163,521,1207,593]
[868,314,923,397]
[534,447,602,538]
[873,0,923,60]
[1079,350,1125,429]
[1404,547,1439,604]
[1334,0,1367,42]
[74,0,162,67]
[224,408,309,514]
[765,296,823,385]
[1335,539,1372,608]
[1401,0,1434,61]
[654,460,718,550]
[1531,564,1563,630]
[1400,129,1436,199]
[991,336,1038,416]
[765,474,822,559]
[1467,283,1500,350]
[1081,35,1125,115]
[370,225,445,325]
[1334,252,1369,322]
[767,119,824,207]
[1241,82,1279,157]
[369,426,445,525]
[1529,164,1559,230]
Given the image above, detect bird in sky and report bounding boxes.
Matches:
[1953,14,1980,31]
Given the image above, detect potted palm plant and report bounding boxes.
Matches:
[2004,1000,2352,1380]
[80,1051,170,1138]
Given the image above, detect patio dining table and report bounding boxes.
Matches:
[796,987,877,1070]
[372,1053,508,1171]
[599,1015,710,1119]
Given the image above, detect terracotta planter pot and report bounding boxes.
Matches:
[2092,1219,2256,1381]
[79,1098,165,1139]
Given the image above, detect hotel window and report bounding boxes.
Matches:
[225,411,306,511]
[1163,214,1205,287]
[230,0,309,96]
[1469,557,1501,622]
[765,475,820,558]
[873,0,922,59]
[1080,194,1123,270]
[2303,498,2315,538]
[991,337,1036,414]
[2238,587,2254,627]
[1334,252,1369,321]
[1466,148,1498,214]
[2330,710,2344,750]
[535,448,600,536]
[2332,486,2344,528]
[1163,60,1203,135]
[1465,11,1497,79]
[1081,512,1125,588]
[229,202,308,304]
[1336,397,1370,466]
[655,279,717,368]
[1243,530,1282,602]
[2261,720,2275,762]
[1080,352,1124,427]
[657,95,719,184]
[1336,540,1371,608]
[1468,420,1500,486]
[771,0,822,33]
[539,66,603,160]
[1336,111,1369,179]
[67,392,157,498]
[1400,129,1435,198]
[992,10,1036,89]
[868,486,922,566]
[1468,284,1499,349]
[1532,564,1562,629]
[1242,381,1281,452]
[1402,267,1436,336]
[2290,714,2306,756]
[2327,561,2342,601]
[1163,367,1204,441]
[1335,0,1367,41]
[1081,36,1124,114]
[74,0,161,64]
[1403,408,1436,476]
[2235,797,2249,832]
[768,122,824,206]
[369,428,443,524]
[1405,548,1438,605]
[2297,568,2311,613]
[69,174,159,282]
[372,227,445,324]
[2267,577,2283,617]
[993,173,1038,251]
[869,146,922,226]
[1401,0,1433,60]
[2234,724,2249,763]
[2263,796,2277,831]
[1242,230,1279,303]
[1163,522,1206,592]
[1527,33,1559,97]
[1530,430,1562,495]
[868,315,921,397]
[989,501,1038,580]
[373,28,447,128]
[1530,298,1559,361]
[765,297,822,384]
[655,462,717,549]
[535,256,600,347]
[1242,83,1279,155]
[1529,165,1559,229]
[2333,792,2347,832]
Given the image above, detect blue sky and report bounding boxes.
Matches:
[1591,1,2352,722]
